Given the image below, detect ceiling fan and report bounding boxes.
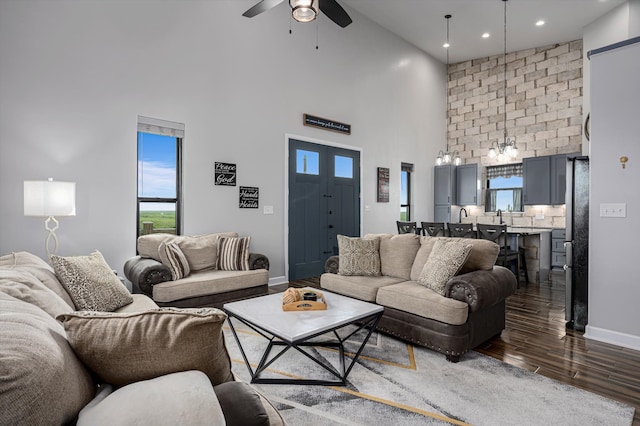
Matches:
[243,0,352,28]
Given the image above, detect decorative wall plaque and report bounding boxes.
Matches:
[215,162,236,186]
[377,167,389,202]
[303,114,351,135]
[239,186,259,208]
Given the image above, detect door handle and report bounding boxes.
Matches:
[328,225,334,229]
[323,194,332,198]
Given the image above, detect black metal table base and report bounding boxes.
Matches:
[226,311,382,386]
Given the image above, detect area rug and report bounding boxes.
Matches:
[223,324,635,426]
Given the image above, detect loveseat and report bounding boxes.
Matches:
[0,251,285,426]
[124,232,270,308]
[321,233,517,362]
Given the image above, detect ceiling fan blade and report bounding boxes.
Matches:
[319,0,352,28]
[242,0,285,18]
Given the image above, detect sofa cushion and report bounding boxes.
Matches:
[365,233,420,280]
[418,240,472,295]
[410,236,500,281]
[320,273,404,302]
[77,371,226,426]
[152,268,268,303]
[375,281,469,325]
[0,269,73,318]
[0,292,95,426]
[217,236,251,271]
[137,232,238,271]
[51,250,133,311]
[57,307,234,387]
[114,294,159,313]
[337,235,381,276]
[0,251,76,308]
[158,241,191,280]
[214,381,270,426]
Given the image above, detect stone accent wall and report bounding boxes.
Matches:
[447,39,583,228]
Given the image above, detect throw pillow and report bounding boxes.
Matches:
[418,239,472,295]
[157,241,190,280]
[337,235,381,276]
[216,236,251,271]
[56,307,234,387]
[50,251,133,312]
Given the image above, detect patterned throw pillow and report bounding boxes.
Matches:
[418,239,472,295]
[158,241,190,280]
[56,307,233,387]
[337,235,381,276]
[216,237,250,271]
[50,251,133,311]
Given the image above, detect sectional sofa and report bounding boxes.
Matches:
[0,251,284,425]
[321,233,517,362]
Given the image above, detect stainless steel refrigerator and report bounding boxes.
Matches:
[564,156,589,331]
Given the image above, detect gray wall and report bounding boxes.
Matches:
[0,1,445,282]
[583,1,640,350]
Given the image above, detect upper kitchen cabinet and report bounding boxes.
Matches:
[523,156,551,205]
[523,153,577,205]
[434,165,456,222]
[456,163,479,206]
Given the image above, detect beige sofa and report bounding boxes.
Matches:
[124,232,270,308]
[0,251,285,426]
[321,233,517,362]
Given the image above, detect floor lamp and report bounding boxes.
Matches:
[24,178,76,259]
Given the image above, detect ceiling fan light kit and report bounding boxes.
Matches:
[290,0,318,23]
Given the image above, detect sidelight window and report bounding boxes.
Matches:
[401,163,413,220]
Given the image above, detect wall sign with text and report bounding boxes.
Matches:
[377,167,389,203]
[215,162,236,186]
[239,186,259,208]
[303,114,351,135]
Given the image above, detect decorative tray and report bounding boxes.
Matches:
[282,288,327,311]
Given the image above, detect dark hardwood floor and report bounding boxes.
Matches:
[280,272,640,425]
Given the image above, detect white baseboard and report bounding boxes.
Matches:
[584,325,640,352]
[268,276,287,286]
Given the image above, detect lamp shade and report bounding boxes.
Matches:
[24,180,76,217]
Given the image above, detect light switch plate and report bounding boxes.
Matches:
[599,203,626,218]
[263,205,274,215]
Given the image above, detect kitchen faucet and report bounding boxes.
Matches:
[459,207,468,223]
[497,209,503,224]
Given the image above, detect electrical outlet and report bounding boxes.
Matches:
[599,203,626,218]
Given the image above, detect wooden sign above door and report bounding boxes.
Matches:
[303,114,351,135]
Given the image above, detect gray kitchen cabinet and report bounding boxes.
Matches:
[434,165,456,222]
[550,154,568,205]
[523,156,551,205]
[456,163,479,205]
[551,228,566,269]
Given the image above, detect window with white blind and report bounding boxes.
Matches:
[137,116,183,237]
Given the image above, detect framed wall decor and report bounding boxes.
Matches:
[215,162,236,186]
[377,167,389,202]
[239,186,259,208]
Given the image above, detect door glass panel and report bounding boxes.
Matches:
[334,155,353,178]
[296,149,319,175]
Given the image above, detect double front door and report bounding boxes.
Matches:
[288,139,360,281]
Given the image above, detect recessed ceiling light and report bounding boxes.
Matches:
[443,42,450,48]
[536,20,545,26]
[482,32,490,38]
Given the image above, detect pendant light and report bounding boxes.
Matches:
[436,14,460,166]
[488,0,518,162]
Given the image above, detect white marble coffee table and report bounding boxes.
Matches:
[223,288,383,386]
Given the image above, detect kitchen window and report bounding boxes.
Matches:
[485,164,523,212]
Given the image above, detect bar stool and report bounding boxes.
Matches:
[421,222,446,237]
[477,224,522,287]
[447,223,475,238]
[396,221,417,234]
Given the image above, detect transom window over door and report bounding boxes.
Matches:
[137,116,183,237]
[485,163,523,212]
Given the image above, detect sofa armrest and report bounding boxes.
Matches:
[444,265,517,313]
[324,256,339,274]
[249,253,269,271]
[123,256,171,297]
